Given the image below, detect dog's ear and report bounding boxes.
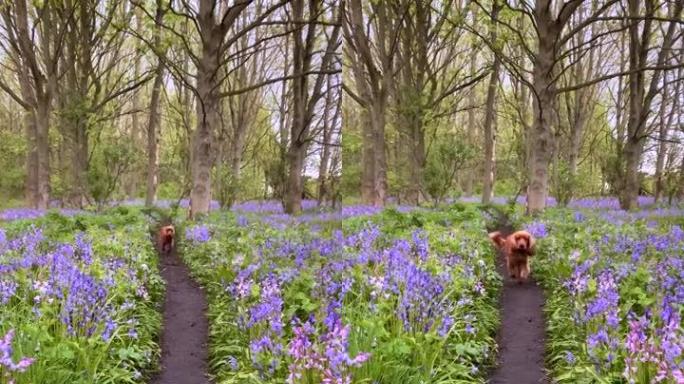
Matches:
[527,233,536,255]
[488,231,506,249]
[517,231,536,255]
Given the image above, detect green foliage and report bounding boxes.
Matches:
[181,209,501,383]
[527,209,684,384]
[88,142,139,208]
[424,137,475,205]
[0,128,26,199]
[0,208,164,384]
[213,165,241,208]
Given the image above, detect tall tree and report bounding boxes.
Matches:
[343,0,399,206]
[481,0,501,204]
[0,0,68,209]
[145,0,166,207]
[134,0,290,217]
[619,0,682,209]
[284,0,341,214]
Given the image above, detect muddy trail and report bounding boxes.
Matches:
[151,245,210,384]
[488,254,548,384]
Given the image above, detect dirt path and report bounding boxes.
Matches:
[151,247,210,384]
[488,255,547,384]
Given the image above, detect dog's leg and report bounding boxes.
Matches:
[511,263,519,281]
[519,260,531,283]
[507,256,516,279]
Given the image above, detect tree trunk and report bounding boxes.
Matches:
[526,7,559,214]
[464,59,477,196]
[620,137,643,209]
[653,98,668,203]
[145,64,164,207]
[464,6,478,196]
[35,98,51,209]
[360,104,387,207]
[72,118,89,207]
[481,2,501,205]
[654,78,679,202]
[370,101,387,206]
[406,113,426,205]
[23,111,38,207]
[190,43,220,218]
[284,145,306,214]
[318,78,336,205]
[678,154,684,201]
[360,109,376,204]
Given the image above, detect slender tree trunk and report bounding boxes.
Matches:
[482,2,501,204]
[73,118,89,207]
[653,90,668,203]
[35,98,51,209]
[464,51,477,196]
[360,109,376,203]
[318,78,336,204]
[464,5,479,196]
[318,128,331,204]
[145,64,164,207]
[23,111,38,207]
[678,154,684,201]
[654,77,679,202]
[371,100,387,206]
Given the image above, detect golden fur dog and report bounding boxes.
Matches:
[488,230,536,284]
[158,225,175,255]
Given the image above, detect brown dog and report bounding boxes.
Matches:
[158,225,175,255]
[488,230,536,284]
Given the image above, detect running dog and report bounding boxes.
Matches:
[158,225,175,255]
[488,230,536,284]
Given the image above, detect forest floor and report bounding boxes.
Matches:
[488,254,548,384]
[151,246,210,384]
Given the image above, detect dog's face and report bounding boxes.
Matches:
[159,226,175,241]
[509,231,535,255]
[488,230,535,256]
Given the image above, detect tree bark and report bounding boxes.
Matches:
[283,0,310,215]
[190,43,220,217]
[371,100,388,206]
[464,18,478,196]
[482,1,501,205]
[653,85,668,203]
[526,1,563,214]
[145,1,166,207]
[145,64,164,207]
[318,75,338,205]
[678,153,684,201]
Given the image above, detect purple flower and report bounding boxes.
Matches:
[565,351,575,364]
[0,329,35,373]
[525,221,548,238]
[185,225,211,243]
